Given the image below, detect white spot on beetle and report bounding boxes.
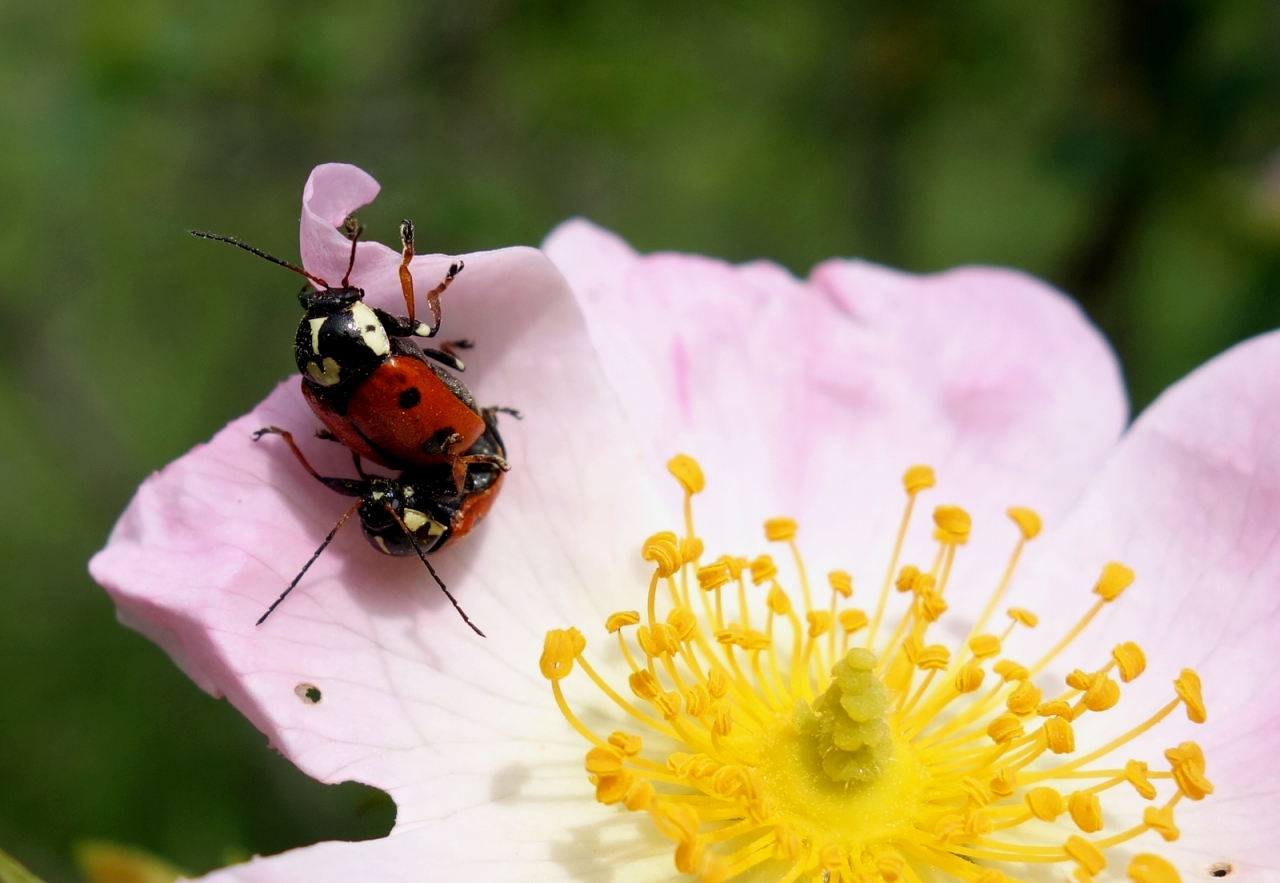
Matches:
[402,508,428,532]
[374,536,390,554]
[350,303,390,357]
[306,357,342,386]
[308,317,325,354]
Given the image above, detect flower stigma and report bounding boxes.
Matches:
[540,456,1211,883]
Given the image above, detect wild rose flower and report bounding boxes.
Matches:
[91,164,1279,883]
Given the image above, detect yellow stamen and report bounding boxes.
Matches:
[540,457,1212,882]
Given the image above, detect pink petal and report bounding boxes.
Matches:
[1001,330,1280,877]
[91,242,671,879]
[543,220,1127,620]
[298,163,409,306]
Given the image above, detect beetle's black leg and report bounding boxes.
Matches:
[398,219,417,328]
[340,217,363,288]
[256,500,362,626]
[485,406,523,420]
[440,338,473,358]
[315,428,340,442]
[253,426,365,497]
[384,504,484,637]
[421,348,466,372]
[351,450,368,480]
[417,261,464,339]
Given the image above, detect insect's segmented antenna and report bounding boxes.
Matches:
[191,230,331,289]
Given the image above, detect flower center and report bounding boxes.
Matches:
[540,456,1210,883]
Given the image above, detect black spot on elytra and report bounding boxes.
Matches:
[398,387,421,409]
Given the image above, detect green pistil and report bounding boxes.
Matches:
[794,648,893,784]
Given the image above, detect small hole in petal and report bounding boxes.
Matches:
[1210,863,1233,877]
[295,683,322,704]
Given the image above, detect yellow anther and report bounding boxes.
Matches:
[1006,680,1043,716]
[1044,717,1076,754]
[993,659,1029,682]
[642,532,683,577]
[1166,741,1214,800]
[766,585,791,616]
[608,731,642,756]
[839,608,869,634]
[806,610,833,638]
[722,556,748,580]
[585,745,625,775]
[697,561,732,592]
[651,802,703,873]
[987,713,1024,744]
[684,684,709,717]
[773,825,802,861]
[955,663,985,693]
[628,669,660,700]
[1112,641,1147,682]
[1143,804,1180,842]
[666,454,705,495]
[1128,854,1181,883]
[666,606,697,641]
[1125,759,1157,799]
[680,536,704,564]
[739,630,771,651]
[915,644,950,671]
[594,772,632,805]
[1037,699,1074,719]
[964,807,993,836]
[828,569,853,597]
[968,633,1002,659]
[749,555,777,586]
[1094,561,1135,602]
[918,588,948,622]
[539,628,585,680]
[989,767,1017,797]
[653,690,682,720]
[1068,790,1102,832]
[605,610,641,633]
[933,505,972,544]
[714,627,738,645]
[874,851,905,882]
[1064,835,1107,876]
[959,776,991,807]
[1026,786,1065,821]
[636,625,673,658]
[700,852,730,883]
[1084,674,1121,711]
[933,814,965,843]
[903,464,936,493]
[764,517,797,542]
[1007,607,1039,628]
[1066,669,1093,691]
[705,669,728,699]
[1007,506,1042,539]
[712,702,733,736]
[895,564,921,593]
[1174,669,1207,723]
[623,776,654,812]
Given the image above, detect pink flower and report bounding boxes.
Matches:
[91,163,1279,882]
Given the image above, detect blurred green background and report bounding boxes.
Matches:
[1,0,1278,879]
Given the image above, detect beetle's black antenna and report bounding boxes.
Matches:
[341,219,363,288]
[386,505,485,637]
[191,230,330,289]
[256,500,362,626]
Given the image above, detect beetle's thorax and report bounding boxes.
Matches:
[295,292,391,388]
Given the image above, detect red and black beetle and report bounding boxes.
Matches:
[250,416,509,636]
[193,221,509,488]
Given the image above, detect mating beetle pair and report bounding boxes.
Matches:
[196,220,513,635]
